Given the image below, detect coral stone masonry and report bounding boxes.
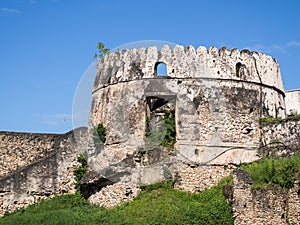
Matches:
[0,44,299,224]
[89,45,285,173]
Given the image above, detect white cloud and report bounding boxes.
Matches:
[40,121,58,126]
[287,40,300,47]
[51,113,73,119]
[0,7,21,14]
[35,113,72,127]
[244,44,285,54]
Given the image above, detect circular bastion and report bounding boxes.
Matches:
[88,44,285,174]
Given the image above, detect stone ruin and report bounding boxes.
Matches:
[85,44,286,205]
[1,44,299,224]
[89,44,285,167]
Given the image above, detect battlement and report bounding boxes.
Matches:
[89,43,286,171]
[93,45,284,93]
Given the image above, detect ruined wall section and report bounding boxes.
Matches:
[0,132,60,178]
[0,127,88,216]
[233,169,300,225]
[285,89,300,115]
[89,81,283,169]
[260,117,300,157]
[89,45,286,172]
[93,45,284,95]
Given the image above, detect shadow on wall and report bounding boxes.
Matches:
[0,127,88,217]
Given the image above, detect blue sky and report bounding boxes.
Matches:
[1,0,300,133]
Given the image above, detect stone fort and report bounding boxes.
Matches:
[1,44,300,224]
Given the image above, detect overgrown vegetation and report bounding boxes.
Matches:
[145,110,176,149]
[73,152,88,188]
[94,42,110,60]
[259,116,282,125]
[0,178,234,225]
[91,123,106,146]
[161,109,176,148]
[241,154,300,189]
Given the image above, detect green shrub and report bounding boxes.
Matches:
[73,153,88,188]
[144,110,176,151]
[92,123,106,145]
[161,109,176,148]
[241,154,300,189]
[94,42,110,60]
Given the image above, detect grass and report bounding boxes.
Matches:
[241,154,300,189]
[0,179,234,225]
[259,116,282,125]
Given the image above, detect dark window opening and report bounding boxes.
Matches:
[154,62,167,76]
[145,96,176,149]
[236,62,242,77]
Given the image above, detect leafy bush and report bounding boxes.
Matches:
[73,153,88,188]
[143,110,176,151]
[94,42,110,60]
[161,109,176,148]
[241,154,300,189]
[0,177,234,225]
[92,123,106,145]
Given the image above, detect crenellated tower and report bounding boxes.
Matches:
[89,44,285,171]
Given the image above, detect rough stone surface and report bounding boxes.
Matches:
[1,44,299,223]
[0,127,88,216]
[260,118,300,157]
[0,132,60,178]
[233,169,300,225]
[285,88,300,115]
[174,163,233,192]
[86,44,289,213]
[89,45,285,178]
[88,183,141,208]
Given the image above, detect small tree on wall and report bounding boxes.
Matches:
[94,42,110,60]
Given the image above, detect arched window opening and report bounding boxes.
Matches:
[155,62,167,76]
[236,62,242,77]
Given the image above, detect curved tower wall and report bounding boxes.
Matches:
[89,45,285,168]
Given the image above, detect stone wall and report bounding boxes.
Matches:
[0,132,60,178]
[233,169,300,225]
[85,44,289,215]
[93,45,284,94]
[0,127,88,216]
[260,117,300,157]
[174,163,233,192]
[89,45,286,181]
[285,89,300,115]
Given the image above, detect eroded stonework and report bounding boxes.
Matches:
[0,128,88,216]
[1,44,298,221]
[89,44,285,179]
